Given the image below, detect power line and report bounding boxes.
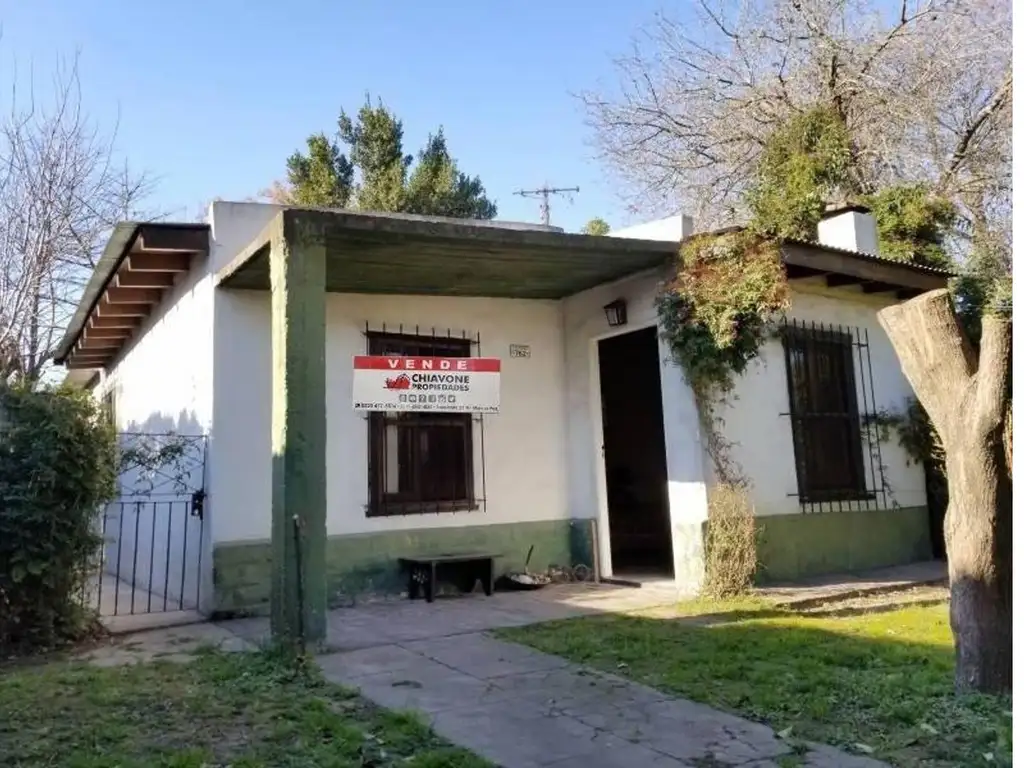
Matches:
[513,185,579,227]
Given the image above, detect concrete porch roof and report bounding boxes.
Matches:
[215,208,678,299]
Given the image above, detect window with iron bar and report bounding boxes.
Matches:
[366,332,476,517]
[781,323,870,504]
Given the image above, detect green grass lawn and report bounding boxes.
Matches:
[0,649,491,768]
[497,601,1011,767]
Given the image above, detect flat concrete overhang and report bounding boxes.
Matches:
[217,208,953,301]
[216,208,678,299]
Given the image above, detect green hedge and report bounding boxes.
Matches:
[0,384,117,651]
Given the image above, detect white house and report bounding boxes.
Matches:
[57,202,949,622]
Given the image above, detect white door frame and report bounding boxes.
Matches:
[587,320,662,580]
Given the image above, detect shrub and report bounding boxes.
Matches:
[0,383,118,651]
[702,484,759,599]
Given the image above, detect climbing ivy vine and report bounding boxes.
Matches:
[656,229,788,595]
[656,230,789,485]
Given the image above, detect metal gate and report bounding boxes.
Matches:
[87,433,207,617]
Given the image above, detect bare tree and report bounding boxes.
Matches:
[259,179,294,205]
[879,291,1011,694]
[0,55,155,381]
[583,0,1011,241]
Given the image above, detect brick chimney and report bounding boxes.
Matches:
[816,203,880,256]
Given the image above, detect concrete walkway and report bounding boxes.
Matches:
[316,629,888,768]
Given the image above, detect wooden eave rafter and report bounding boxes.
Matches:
[64,224,208,370]
[781,242,950,299]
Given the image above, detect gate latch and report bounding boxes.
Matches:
[191,489,206,520]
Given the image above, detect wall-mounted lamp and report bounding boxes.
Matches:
[603,298,628,327]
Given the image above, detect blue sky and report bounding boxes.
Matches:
[2,1,680,232]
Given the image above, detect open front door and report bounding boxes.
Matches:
[598,327,674,580]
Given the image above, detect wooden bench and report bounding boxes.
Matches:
[398,553,497,603]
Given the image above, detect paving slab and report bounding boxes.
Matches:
[428,702,643,767]
[574,696,790,765]
[328,655,522,714]
[490,665,670,717]
[403,633,568,679]
[317,643,426,680]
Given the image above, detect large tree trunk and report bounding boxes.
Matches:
[878,289,1011,695]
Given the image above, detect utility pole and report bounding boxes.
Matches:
[514,185,579,227]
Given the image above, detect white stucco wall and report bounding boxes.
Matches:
[211,287,568,545]
[721,281,927,515]
[98,259,214,435]
[207,202,285,548]
[610,213,693,242]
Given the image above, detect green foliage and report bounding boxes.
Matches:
[581,217,611,236]
[404,130,498,219]
[0,384,118,651]
[658,231,788,394]
[657,231,789,482]
[862,184,956,268]
[284,96,496,219]
[955,239,1012,344]
[285,133,353,208]
[746,106,855,239]
[338,99,411,212]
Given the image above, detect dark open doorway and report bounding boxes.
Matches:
[598,326,673,580]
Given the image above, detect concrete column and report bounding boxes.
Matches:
[269,212,327,645]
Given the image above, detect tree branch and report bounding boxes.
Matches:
[973,313,1011,433]
[942,72,1012,188]
[877,289,976,439]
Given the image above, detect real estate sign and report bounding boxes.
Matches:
[352,356,501,413]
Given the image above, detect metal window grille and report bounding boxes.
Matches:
[780,319,890,513]
[364,324,487,517]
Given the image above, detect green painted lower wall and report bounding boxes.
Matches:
[213,518,595,616]
[212,508,930,613]
[755,505,932,583]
